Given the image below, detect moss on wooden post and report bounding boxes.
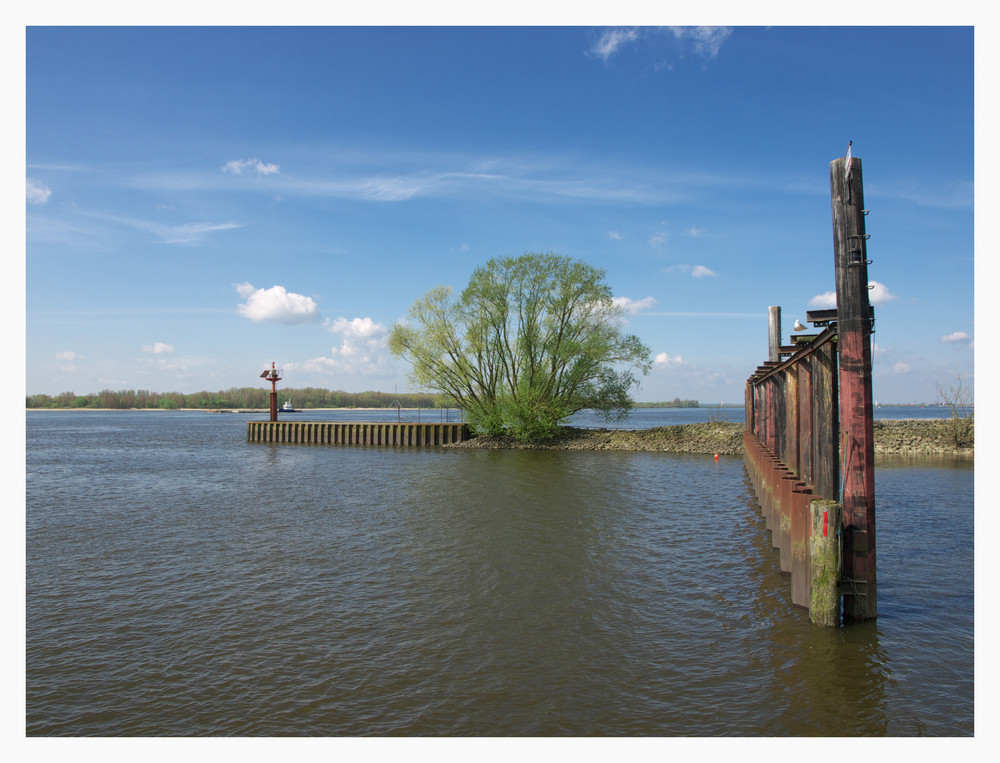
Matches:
[810,499,842,627]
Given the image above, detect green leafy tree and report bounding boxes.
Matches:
[388,252,652,441]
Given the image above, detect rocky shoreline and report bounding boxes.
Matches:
[448,418,973,457]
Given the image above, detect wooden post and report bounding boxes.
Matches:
[798,362,813,487]
[768,306,781,363]
[810,499,842,627]
[790,487,812,608]
[784,367,799,476]
[811,339,838,502]
[831,154,877,620]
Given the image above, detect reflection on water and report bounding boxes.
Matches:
[25,412,973,736]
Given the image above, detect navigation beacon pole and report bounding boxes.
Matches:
[260,362,283,422]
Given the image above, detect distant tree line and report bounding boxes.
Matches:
[639,398,701,408]
[26,388,705,411]
[25,388,450,410]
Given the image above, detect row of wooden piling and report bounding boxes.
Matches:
[246,420,470,447]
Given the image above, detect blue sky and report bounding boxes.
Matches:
[24,22,978,404]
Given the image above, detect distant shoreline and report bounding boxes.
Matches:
[25,407,398,413]
[26,410,968,456]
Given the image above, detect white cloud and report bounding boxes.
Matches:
[222,158,280,176]
[290,336,392,379]
[588,28,640,62]
[686,227,705,237]
[867,281,896,305]
[809,291,838,308]
[893,362,911,374]
[941,331,971,343]
[654,352,685,365]
[325,316,387,339]
[649,231,669,247]
[27,178,51,204]
[608,231,622,240]
[142,342,174,354]
[613,296,658,316]
[665,264,716,278]
[235,282,321,324]
[55,351,80,361]
[811,282,896,308]
[668,27,733,59]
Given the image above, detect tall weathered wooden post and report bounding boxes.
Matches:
[768,306,781,362]
[830,145,876,620]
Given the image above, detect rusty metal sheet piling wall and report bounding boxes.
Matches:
[742,153,877,625]
[247,421,469,447]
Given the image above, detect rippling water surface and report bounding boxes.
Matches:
[26,411,973,736]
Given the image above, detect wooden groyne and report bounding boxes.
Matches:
[247,420,470,446]
[744,149,876,626]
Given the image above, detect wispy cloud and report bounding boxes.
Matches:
[664,264,717,278]
[876,178,973,210]
[222,158,280,176]
[235,282,322,324]
[157,221,243,244]
[649,231,669,247]
[667,27,733,59]
[644,311,762,319]
[27,178,51,204]
[142,342,174,354]
[132,160,679,206]
[613,296,658,315]
[75,208,244,245]
[55,351,81,361]
[587,26,733,63]
[587,28,640,63]
[942,331,971,343]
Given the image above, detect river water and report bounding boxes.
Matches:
[25,409,974,736]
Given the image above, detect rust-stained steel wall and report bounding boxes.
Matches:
[247,420,470,447]
[745,327,840,613]
[743,152,876,624]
